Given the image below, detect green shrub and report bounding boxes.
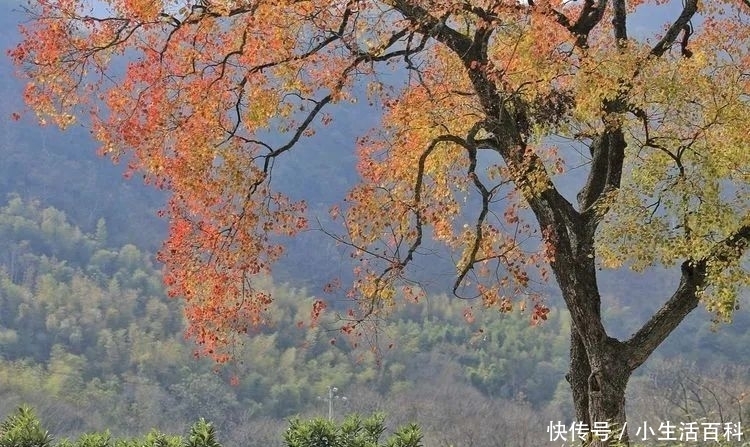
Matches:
[0,406,53,447]
[70,432,110,447]
[0,406,421,447]
[283,413,422,447]
[184,419,222,447]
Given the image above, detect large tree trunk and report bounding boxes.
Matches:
[563,262,634,447]
[569,328,633,446]
[555,246,719,447]
[550,182,636,446]
[558,246,710,447]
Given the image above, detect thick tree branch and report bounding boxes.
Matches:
[612,0,628,43]
[385,0,474,56]
[625,220,750,370]
[650,0,698,57]
[577,127,626,214]
[623,259,706,371]
[570,0,608,47]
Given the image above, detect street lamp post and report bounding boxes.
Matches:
[319,385,347,420]
[328,386,336,420]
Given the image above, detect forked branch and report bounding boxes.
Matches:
[625,218,750,370]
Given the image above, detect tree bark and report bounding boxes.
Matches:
[560,263,634,446]
[568,327,590,425]
[582,338,632,446]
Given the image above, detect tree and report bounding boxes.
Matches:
[10,0,750,445]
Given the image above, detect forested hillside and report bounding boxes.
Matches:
[0,196,560,444]
[0,197,748,446]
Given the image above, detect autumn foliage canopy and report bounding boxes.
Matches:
[10,0,750,363]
